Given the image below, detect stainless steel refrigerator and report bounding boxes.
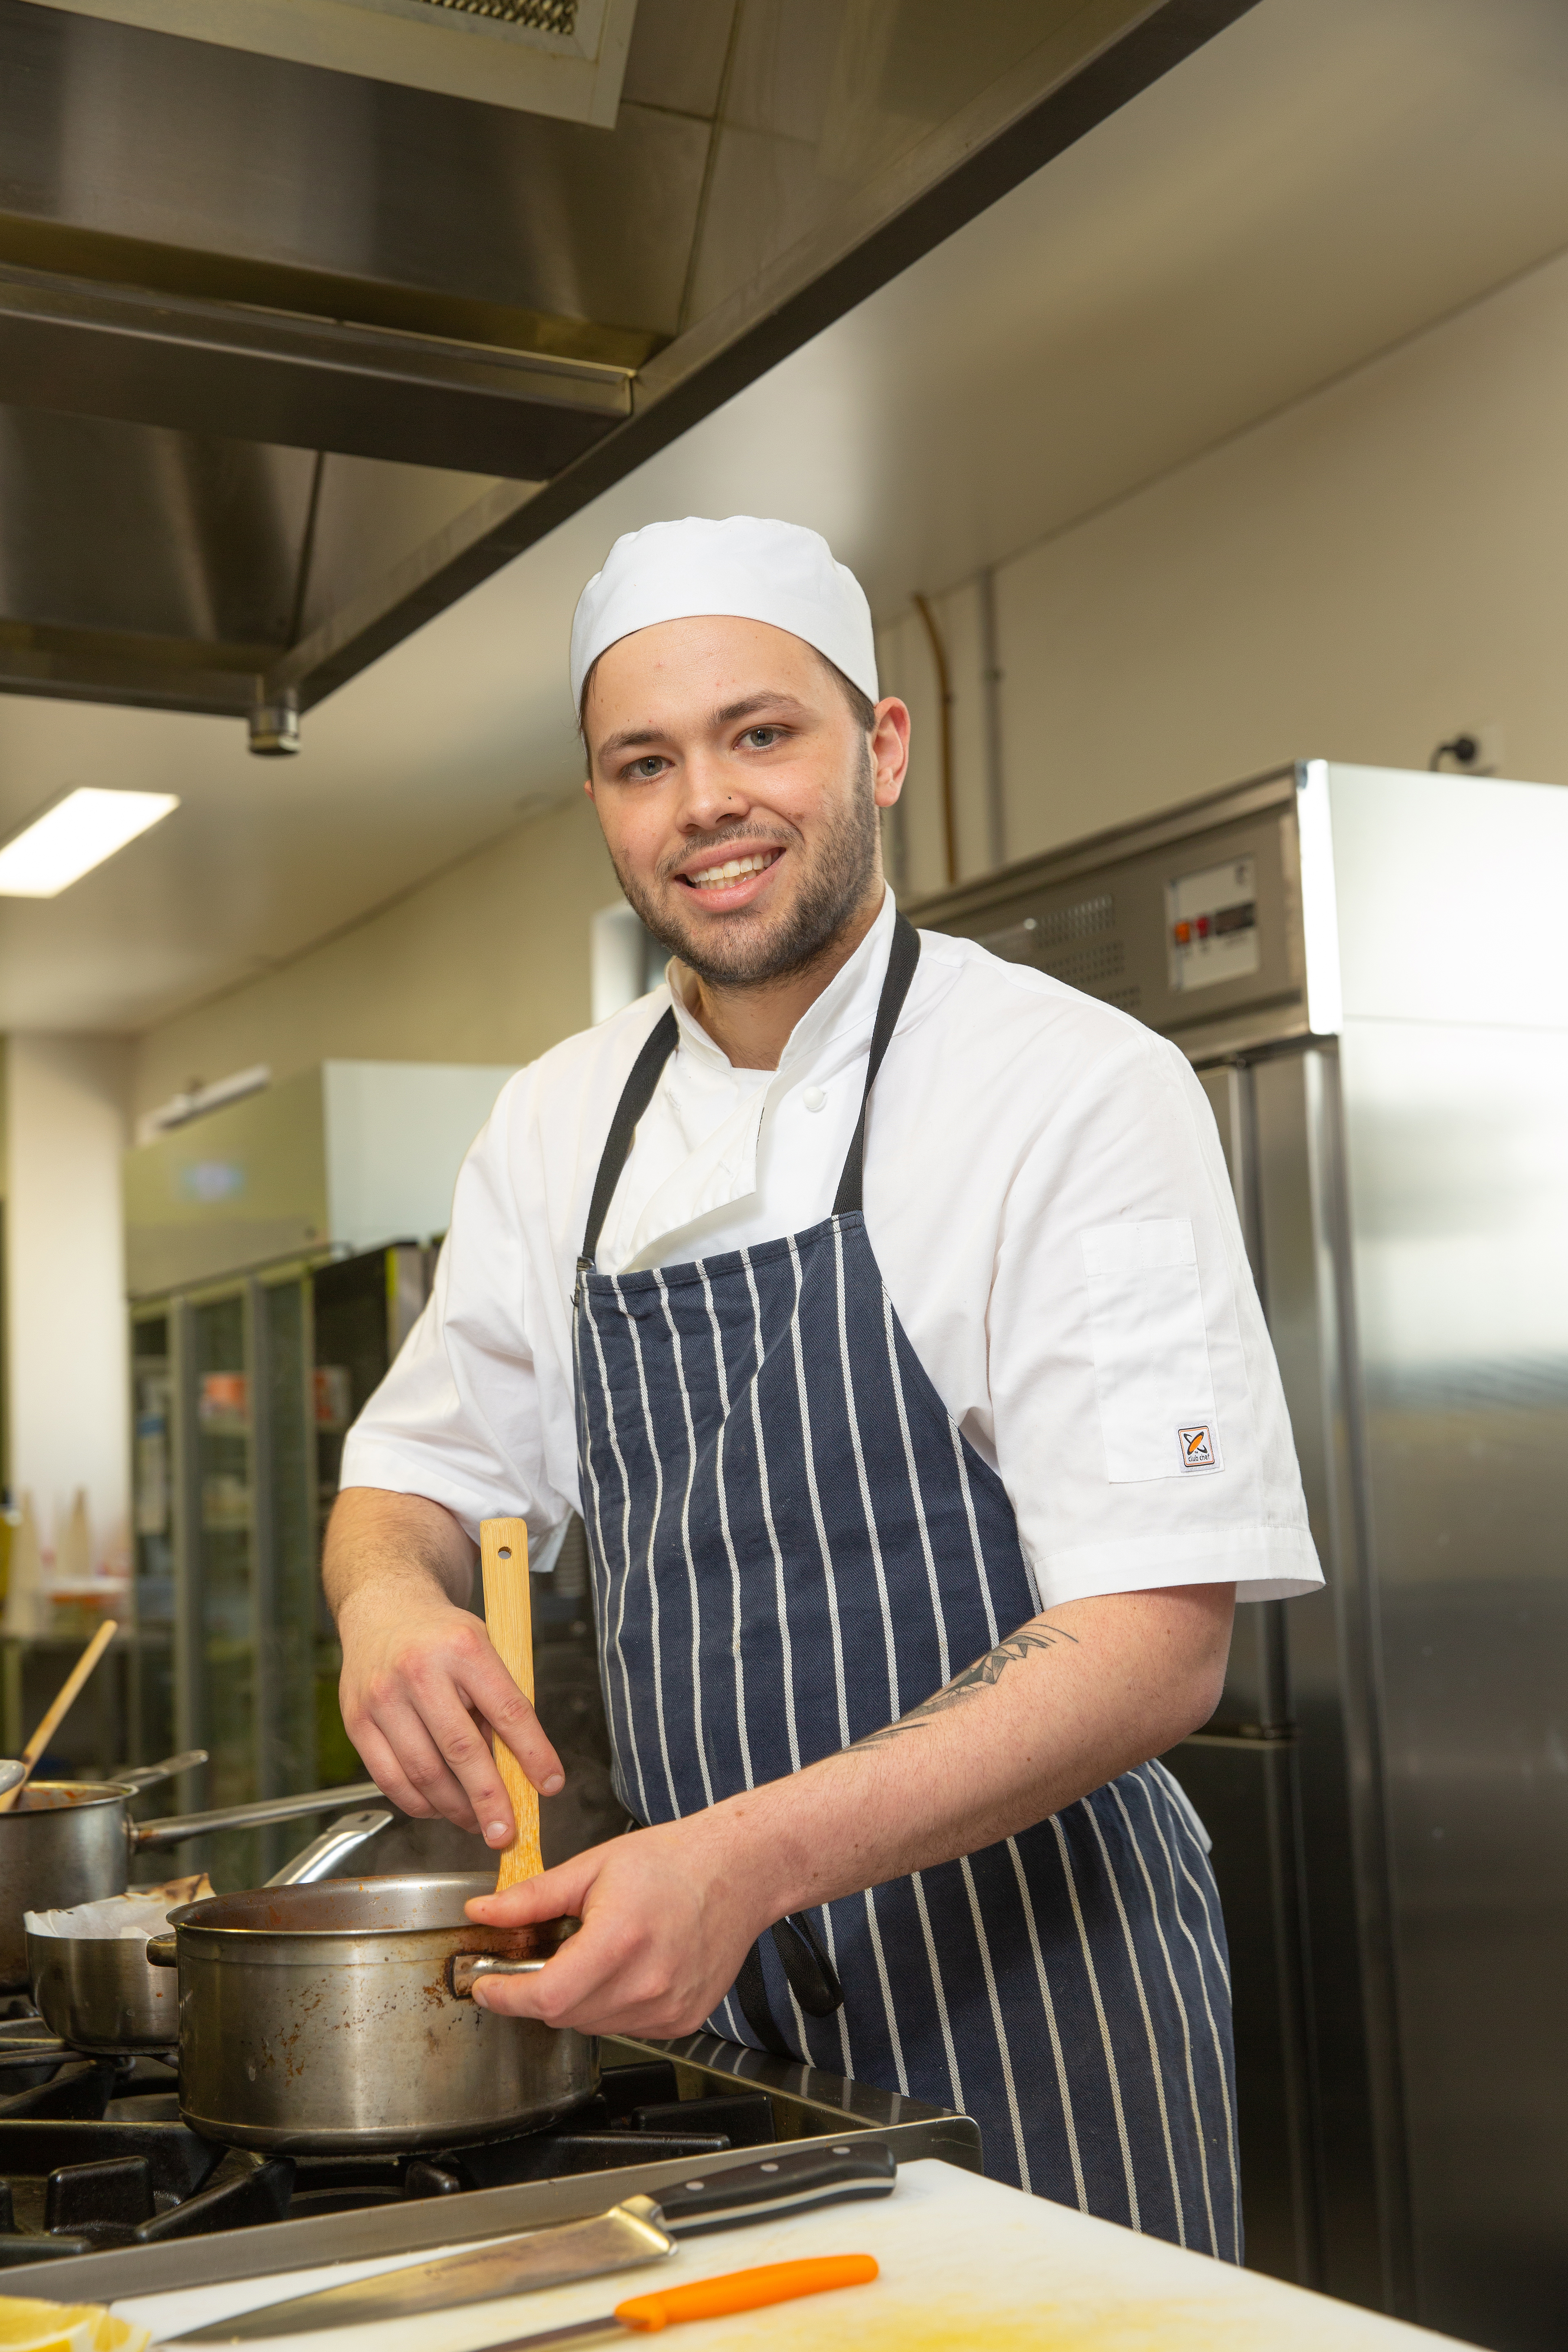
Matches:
[913,761,1568,2352]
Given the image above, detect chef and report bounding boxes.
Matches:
[326,515,1322,2256]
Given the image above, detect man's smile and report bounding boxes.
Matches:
[672,842,786,906]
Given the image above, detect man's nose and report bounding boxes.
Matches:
[677,750,751,834]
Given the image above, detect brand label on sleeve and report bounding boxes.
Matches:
[1178,1423,1221,1472]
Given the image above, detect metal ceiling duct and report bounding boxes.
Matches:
[0,0,1259,747]
[32,0,640,120]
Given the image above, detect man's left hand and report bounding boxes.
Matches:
[462,1817,769,2037]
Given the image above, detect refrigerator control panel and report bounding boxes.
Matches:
[1166,855,1260,993]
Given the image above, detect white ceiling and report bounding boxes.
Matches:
[6,0,1568,1033]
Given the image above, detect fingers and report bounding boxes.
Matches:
[400,1677,519,1844]
[348,1716,439,1822]
[459,1647,566,1798]
[470,1907,724,2038]
[354,1701,483,1834]
[462,1841,746,2039]
[466,1851,597,1928]
[339,1607,565,1849]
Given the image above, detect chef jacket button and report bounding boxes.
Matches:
[803,1086,827,1112]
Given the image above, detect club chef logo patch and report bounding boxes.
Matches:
[1178,1423,1221,1471]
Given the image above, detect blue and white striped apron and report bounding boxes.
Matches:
[573,914,1240,2252]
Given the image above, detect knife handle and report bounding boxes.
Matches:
[614,2253,878,2331]
[655,2143,895,2238]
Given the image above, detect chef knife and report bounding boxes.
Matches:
[160,2145,896,2345]
[463,2254,879,2352]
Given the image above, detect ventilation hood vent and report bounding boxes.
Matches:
[30,0,636,120]
[0,0,1256,736]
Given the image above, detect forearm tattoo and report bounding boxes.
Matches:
[844,1622,1079,1754]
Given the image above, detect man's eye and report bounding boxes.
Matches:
[742,727,782,748]
[626,756,665,779]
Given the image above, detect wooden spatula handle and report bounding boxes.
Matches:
[479,1518,543,1890]
[0,1618,119,1815]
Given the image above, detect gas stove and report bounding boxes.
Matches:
[0,2009,979,2307]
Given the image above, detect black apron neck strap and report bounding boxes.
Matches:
[578,1006,677,1273]
[577,909,921,1273]
[833,911,921,1217]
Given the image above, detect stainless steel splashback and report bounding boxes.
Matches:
[913,762,1568,2350]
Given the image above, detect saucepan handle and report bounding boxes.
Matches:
[265,1807,394,1888]
[146,1934,177,1969]
[116,1749,209,1797]
[129,1781,382,1852]
[448,1953,550,1999]
[0,2036,72,2068]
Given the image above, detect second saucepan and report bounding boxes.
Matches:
[26,1806,394,2054]
[0,1755,381,1988]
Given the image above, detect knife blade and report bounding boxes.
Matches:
[160,2145,896,2345]
[466,2253,880,2352]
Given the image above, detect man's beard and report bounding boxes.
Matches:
[611,745,880,990]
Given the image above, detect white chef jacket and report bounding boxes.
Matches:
[343,889,1321,1608]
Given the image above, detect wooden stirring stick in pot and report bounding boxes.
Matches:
[0,1617,118,1815]
[479,1518,543,1889]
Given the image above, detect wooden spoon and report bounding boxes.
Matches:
[479,1519,543,1890]
[0,1618,119,1815]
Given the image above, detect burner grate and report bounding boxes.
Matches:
[0,2059,773,2258]
[0,2030,977,2302]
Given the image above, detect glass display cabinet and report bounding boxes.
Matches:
[127,1245,431,1885]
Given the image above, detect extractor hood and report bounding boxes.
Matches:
[0,0,1258,747]
[32,0,640,122]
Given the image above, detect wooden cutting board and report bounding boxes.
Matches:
[112,2160,1477,2352]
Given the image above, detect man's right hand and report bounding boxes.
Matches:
[325,1487,565,1846]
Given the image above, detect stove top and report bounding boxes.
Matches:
[0,2011,980,2306]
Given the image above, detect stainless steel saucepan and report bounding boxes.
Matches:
[27,1806,394,2055]
[0,1751,381,1988]
[147,1871,596,2152]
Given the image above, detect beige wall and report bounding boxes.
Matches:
[3,1035,131,1566]
[130,788,612,1119]
[133,244,1568,1092]
[879,245,1568,895]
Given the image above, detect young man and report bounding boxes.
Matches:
[327,515,1321,2250]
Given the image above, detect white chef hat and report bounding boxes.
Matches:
[570,515,878,715]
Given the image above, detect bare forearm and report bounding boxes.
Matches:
[467,1582,1234,2037]
[323,1486,476,1627]
[703,1583,1234,1925]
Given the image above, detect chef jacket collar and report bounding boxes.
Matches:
[611,890,898,1272]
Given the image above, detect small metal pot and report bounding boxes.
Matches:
[27,1807,394,2054]
[147,1873,597,2153]
[0,1753,380,1989]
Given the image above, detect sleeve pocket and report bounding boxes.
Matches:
[1080,1219,1217,1483]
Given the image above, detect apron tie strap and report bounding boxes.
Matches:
[735,1915,844,2054]
[578,1005,678,1282]
[831,912,922,1217]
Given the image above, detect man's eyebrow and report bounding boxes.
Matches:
[712,692,813,727]
[595,693,814,762]
[596,724,665,759]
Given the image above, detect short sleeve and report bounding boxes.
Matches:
[987,1032,1321,1607]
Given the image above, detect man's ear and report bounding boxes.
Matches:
[871,697,911,806]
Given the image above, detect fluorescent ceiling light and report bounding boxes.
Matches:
[0,788,179,898]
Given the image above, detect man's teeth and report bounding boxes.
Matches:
[689,851,777,889]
